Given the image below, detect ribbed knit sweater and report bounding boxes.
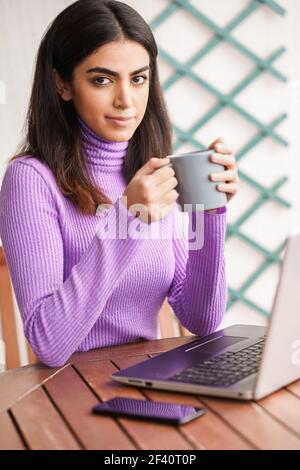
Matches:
[0,119,228,367]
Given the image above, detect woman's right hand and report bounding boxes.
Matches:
[122,157,179,224]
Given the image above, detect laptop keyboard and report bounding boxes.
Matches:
[169,336,266,388]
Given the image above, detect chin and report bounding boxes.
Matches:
[104,129,134,142]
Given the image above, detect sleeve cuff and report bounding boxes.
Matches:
[205,206,227,215]
[216,206,227,214]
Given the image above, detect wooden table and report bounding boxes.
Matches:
[1,336,300,450]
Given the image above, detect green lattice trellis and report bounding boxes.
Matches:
[149,0,290,318]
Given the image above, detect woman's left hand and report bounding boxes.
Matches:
[208,137,239,203]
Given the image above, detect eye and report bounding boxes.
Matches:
[92,75,149,87]
[132,75,149,85]
[93,77,112,86]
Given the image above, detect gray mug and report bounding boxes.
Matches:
[168,149,227,211]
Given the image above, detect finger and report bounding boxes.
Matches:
[210,153,236,168]
[137,157,170,176]
[209,137,224,150]
[151,164,176,185]
[210,169,237,183]
[158,176,178,196]
[162,189,179,206]
[216,183,238,194]
[214,142,234,155]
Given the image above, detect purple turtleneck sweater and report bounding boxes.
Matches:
[0,119,227,367]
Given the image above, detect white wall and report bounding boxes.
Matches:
[219,0,300,328]
[288,0,300,229]
[0,0,299,364]
[0,0,74,180]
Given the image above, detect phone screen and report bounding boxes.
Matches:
[92,397,205,424]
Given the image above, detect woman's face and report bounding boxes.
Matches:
[54,40,150,142]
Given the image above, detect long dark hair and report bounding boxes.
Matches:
[9,0,173,215]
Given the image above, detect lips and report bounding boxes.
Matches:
[106,117,134,121]
[106,116,135,128]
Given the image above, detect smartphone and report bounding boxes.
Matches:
[92,396,205,425]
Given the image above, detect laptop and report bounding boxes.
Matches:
[112,227,300,400]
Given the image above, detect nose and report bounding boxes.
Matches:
[113,81,134,109]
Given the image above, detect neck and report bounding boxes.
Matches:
[78,117,129,171]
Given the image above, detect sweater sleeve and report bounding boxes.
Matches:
[0,161,147,367]
[167,205,228,337]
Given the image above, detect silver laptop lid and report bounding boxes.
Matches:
[254,227,300,400]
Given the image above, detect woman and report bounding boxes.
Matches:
[0,0,239,367]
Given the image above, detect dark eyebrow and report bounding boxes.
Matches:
[85,65,150,76]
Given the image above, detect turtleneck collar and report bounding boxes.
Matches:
[78,117,129,171]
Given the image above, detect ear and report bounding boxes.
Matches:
[52,69,73,102]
